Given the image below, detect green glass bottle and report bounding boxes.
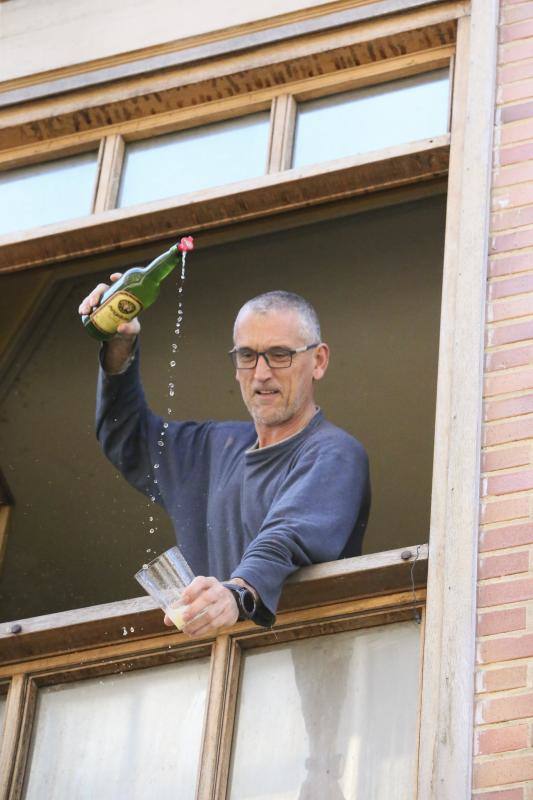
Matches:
[82,236,194,341]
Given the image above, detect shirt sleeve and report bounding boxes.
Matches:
[231,438,370,614]
[95,345,212,509]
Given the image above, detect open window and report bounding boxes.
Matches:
[0,0,496,797]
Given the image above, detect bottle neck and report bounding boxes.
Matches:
[143,244,180,284]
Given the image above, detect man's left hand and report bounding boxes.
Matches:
[164,576,239,637]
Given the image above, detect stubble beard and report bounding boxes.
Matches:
[245,394,294,428]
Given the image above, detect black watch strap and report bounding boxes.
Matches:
[223,582,276,628]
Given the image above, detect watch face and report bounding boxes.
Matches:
[224,583,257,620]
[241,589,256,616]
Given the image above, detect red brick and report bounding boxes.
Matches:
[499,77,533,103]
[479,632,533,664]
[478,551,530,578]
[485,369,533,398]
[488,320,533,347]
[499,58,533,84]
[482,446,530,472]
[476,724,528,755]
[493,205,533,232]
[500,40,533,65]
[474,753,533,788]
[501,100,533,124]
[501,118,533,147]
[475,791,524,800]
[485,345,533,372]
[483,416,533,446]
[484,467,533,493]
[491,227,533,254]
[488,295,533,322]
[480,521,533,552]
[473,790,523,800]
[502,3,533,26]
[480,692,533,724]
[477,606,527,636]
[480,496,530,522]
[490,274,533,300]
[477,665,528,693]
[500,142,533,165]
[493,183,533,211]
[474,791,524,800]
[493,161,533,189]
[484,396,533,423]
[478,577,533,607]
[500,20,533,44]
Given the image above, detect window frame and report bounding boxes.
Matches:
[0,547,427,799]
[0,0,499,796]
[0,8,457,272]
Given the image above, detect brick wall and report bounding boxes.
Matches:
[474,0,533,796]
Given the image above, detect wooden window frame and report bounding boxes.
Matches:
[0,547,427,799]
[0,4,460,273]
[0,0,499,796]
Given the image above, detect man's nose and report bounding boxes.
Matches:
[254,353,273,379]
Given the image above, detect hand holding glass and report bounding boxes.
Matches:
[134,546,195,630]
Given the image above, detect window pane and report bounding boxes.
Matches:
[0,693,6,741]
[118,112,270,207]
[229,621,420,800]
[23,659,210,800]
[293,69,450,169]
[0,153,98,236]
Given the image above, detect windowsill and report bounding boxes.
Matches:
[0,544,428,667]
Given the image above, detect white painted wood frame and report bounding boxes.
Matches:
[417,1,499,797]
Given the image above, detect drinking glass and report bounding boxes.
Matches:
[134,546,195,630]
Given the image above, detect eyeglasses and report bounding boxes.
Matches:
[229,343,320,370]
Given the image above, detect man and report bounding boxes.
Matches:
[79,277,370,637]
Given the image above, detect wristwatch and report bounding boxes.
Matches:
[222,582,276,628]
[223,582,257,621]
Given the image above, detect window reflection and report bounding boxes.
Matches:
[229,621,420,799]
[0,152,98,236]
[293,68,450,169]
[118,112,270,207]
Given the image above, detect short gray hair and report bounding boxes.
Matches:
[233,290,321,344]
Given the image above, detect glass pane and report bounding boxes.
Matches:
[293,69,450,169]
[229,621,420,800]
[0,693,6,742]
[118,112,270,207]
[23,659,210,800]
[0,152,98,236]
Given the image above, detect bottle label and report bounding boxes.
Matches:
[90,291,143,335]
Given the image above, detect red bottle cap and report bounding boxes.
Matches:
[178,236,194,252]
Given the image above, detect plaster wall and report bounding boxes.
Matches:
[0,0,341,84]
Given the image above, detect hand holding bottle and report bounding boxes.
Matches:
[78,273,140,373]
[78,236,193,373]
[80,238,193,342]
[78,273,141,337]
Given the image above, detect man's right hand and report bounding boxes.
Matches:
[78,273,141,373]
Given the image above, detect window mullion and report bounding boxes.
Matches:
[196,634,232,800]
[0,674,36,800]
[213,639,242,800]
[92,134,125,213]
[267,94,297,174]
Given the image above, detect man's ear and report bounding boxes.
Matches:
[313,343,330,381]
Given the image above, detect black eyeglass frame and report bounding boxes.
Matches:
[228,343,320,370]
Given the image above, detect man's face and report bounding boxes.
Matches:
[233,309,329,431]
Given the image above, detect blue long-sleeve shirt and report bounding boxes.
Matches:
[96,350,370,613]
